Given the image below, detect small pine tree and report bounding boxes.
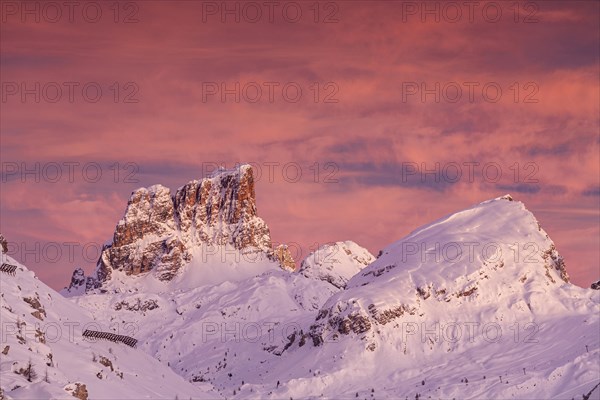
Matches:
[43,368,50,383]
[421,380,425,386]
[24,360,37,382]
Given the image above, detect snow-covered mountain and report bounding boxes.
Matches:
[306,194,572,347]
[282,195,600,399]
[4,176,600,399]
[0,238,220,399]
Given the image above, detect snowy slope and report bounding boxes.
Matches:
[282,195,600,399]
[69,266,342,397]
[0,251,220,399]
[73,243,282,295]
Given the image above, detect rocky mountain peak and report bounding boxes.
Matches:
[172,164,265,249]
[85,164,284,287]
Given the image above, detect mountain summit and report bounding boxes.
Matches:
[305,195,573,348]
[64,165,292,294]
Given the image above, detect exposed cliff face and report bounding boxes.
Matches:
[173,165,271,251]
[93,165,282,285]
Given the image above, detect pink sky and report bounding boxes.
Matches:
[1,1,598,290]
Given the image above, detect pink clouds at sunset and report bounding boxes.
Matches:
[1,0,598,289]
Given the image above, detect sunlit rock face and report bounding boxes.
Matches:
[92,164,279,284]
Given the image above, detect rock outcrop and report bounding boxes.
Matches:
[63,268,101,295]
[592,280,600,290]
[65,383,88,400]
[0,233,8,254]
[78,165,286,287]
[274,244,296,272]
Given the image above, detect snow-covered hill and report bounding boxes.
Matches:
[0,246,220,399]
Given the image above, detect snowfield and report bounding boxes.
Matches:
[1,195,599,399]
